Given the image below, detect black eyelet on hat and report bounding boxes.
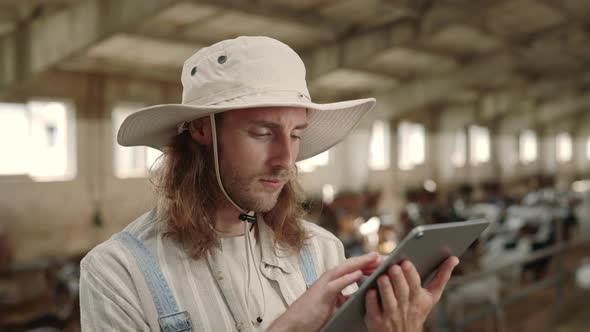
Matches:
[191,66,197,76]
[217,55,227,64]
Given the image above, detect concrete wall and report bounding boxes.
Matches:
[546,118,578,181]
[435,104,497,189]
[1,70,180,262]
[2,71,589,263]
[574,112,590,174]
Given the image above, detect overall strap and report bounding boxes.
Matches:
[115,232,192,332]
[299,245,318,288]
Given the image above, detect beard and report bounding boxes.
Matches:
[221,164,293,213]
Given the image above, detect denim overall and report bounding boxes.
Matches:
[116,231,318,332]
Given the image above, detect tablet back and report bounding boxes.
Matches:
[321,219,489,332]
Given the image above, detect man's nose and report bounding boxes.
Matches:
[270,134,295,169]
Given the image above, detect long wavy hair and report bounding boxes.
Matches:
[151,129,308,260]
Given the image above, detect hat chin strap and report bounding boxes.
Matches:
[209,114,252,217]
[210,114,266,325]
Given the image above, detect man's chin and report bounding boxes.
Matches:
[253,200,279,213]
[241,195,280,213]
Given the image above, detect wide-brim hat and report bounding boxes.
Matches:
[117,36,376,161]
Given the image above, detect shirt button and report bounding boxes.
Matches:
[216,271,224,280]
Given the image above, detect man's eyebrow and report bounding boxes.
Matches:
[249,121,308,130]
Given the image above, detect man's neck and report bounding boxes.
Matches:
[214,205,255,237]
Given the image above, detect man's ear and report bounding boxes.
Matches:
[188,117,212,146]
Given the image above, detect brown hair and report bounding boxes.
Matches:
[151,130,308,259]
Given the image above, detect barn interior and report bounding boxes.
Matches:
[1,0,590,331]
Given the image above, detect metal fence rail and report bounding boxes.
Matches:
[436,218,590,332]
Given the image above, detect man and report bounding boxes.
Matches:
[79,36,458,331]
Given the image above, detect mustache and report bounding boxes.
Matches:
[259,167,296,181]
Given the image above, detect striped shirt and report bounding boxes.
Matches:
[217,224,288,330]
[79,210,353,331]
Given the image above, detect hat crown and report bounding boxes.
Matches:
[180,36,310,105]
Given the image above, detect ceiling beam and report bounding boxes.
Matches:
[298,1,523,119]
[372,52,514,119]
[134,0,344,47]
[490,77,587,130]
[58,56,181,83]
[540,107,588,135]
[0,4,20,22]
[537,94,590,125]
[192,0,347,33]
[0,0,183,96]
[539,0,589,22]
[495,93,590,133]
[301,22,417,81]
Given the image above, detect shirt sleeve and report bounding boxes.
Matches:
[79,252,151,332]
[334,237,359,296]
[302,221,361,295]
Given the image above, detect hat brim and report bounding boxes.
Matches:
[117,98,376,161]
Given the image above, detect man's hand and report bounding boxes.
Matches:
[267,252,379,332]
[365,256,459,332]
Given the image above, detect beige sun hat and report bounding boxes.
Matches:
[117,36,376,161]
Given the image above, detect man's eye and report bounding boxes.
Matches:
[291,135,301,140]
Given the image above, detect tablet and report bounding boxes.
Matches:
[321,219,490,332]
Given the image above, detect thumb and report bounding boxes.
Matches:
[426,256,459,302]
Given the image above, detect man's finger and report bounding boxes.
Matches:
[325,252,378,280]
[327,270,363,296]
[377,274,397,314]
[365,289,382,320]
[425,256,459,302]
[390,264,409,302]
[361,255,386,275]
[401,261,422,298]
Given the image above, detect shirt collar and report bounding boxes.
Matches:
[257,217,295,274]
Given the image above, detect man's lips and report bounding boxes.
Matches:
[259,178,287,189]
